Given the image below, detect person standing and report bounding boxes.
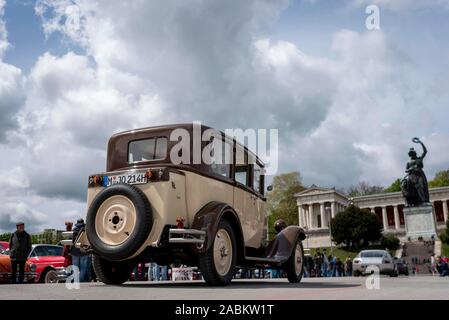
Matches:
[344,256,353,277]
[9,222,32,284]
[71,218,91,282]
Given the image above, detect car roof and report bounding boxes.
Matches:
[108,123,265,170]
[360,249,387,253]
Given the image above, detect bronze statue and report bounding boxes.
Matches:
[401,137,430,206]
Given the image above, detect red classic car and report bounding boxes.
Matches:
[0,241,8,253]
[0,244,67,283]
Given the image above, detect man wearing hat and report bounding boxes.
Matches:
[8,222,32,284]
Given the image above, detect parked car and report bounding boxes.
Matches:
[0,241,9,254]
[70,123,306,286]
[0,253,35,283]
[0,244,67,283]
[353,250,398,277]
[394,258,409,276]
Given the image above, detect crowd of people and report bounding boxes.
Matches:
[302,249,353,277]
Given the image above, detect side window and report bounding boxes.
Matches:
[235,146,250,186]
[204,137,232,178]
[235,165,249,186]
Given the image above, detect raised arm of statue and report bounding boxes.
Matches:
[412,137,427,159]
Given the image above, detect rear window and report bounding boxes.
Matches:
[360,251,384,258]
[128,137,167,163]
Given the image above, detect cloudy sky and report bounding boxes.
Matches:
[0,0,448,232]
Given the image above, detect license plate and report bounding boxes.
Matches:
[104,172,147,187]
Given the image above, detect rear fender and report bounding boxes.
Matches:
[191,201,245,260]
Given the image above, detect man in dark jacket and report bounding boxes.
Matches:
[9,222,32,284]
[71,218,91,282]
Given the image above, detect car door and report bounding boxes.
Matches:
[233,147,260,248]
[251,161,267,247]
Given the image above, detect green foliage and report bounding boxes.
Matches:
[429,170,449,188]
[267,172,305,230]
[439,220,449,245]
[384,179,402,193]
[380,234,400,251]
[330,205,382,249]
[0,233,12,242]
[347,181,384,197]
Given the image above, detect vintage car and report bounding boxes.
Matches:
[0,241,8,254]
[73,123,306,286]
[0,244,67,283]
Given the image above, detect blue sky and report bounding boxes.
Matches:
[0,0,448,231]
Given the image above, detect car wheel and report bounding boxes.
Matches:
[92,255,132,285]
[284,238,304,283]
[86,184,153,261]
[199,220,237,286]
[390,269,399,277]
[41,269,58,283]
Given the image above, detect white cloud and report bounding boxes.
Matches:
[352,0,449,11]
[0,201,48,233]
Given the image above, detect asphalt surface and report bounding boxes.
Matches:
[0,276,448,300]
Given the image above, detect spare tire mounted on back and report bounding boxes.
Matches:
[86,184,153,261]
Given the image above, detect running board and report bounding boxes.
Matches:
[244,256,281,265]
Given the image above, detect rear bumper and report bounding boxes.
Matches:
[168,228,206,245]
[353,263,394,274]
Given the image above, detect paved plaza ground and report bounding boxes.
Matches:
[0,276,448,300]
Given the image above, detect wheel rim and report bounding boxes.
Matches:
[95,195,137,246]
[213,229,233,276]
[294,243,303,276]
[45,270,58,283]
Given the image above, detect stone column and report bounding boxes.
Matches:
[301,206,306,227]
[320,203,326,228]
[382,206,388,231]
[298,206,303,227]
[443,200,448,223]
[394,205,400,230]
[308,204,314,229]
[331,202,336,218]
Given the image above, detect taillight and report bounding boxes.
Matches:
[88,175,104,187]
[176,217,185,229]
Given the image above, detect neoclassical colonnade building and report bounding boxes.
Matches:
[295,185,449,248]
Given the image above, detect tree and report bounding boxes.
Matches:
[384,178,402,193]
[331,205,382,249]
[381,234,400,251]
[347,181,384,197]
[429,170,449,188]
[0,233,11,242]
[439,220,449,245]
[267,172,305,236]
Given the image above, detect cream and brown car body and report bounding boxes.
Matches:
[74,124,306,286]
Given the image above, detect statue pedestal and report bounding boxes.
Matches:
[404,204,437,240]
